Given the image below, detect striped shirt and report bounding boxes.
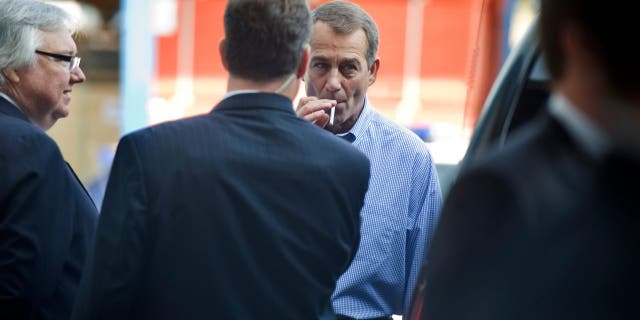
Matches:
[331,98,442,318]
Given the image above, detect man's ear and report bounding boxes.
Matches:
[2,68,19,83]
[560,23,599,70]
[219,38,228,71]
[296,45,310,79]
[368,57,380,87]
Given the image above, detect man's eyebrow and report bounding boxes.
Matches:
[310,55,329,62]
[340,58,362,67]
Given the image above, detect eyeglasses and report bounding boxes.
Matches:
[35,50,81,71]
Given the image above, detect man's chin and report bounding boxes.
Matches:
[44,111,68,130]
[38,119,57,131]
[325,122,345,135]
[53,107,70,120]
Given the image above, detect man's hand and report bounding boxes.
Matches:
[296,96,336,128]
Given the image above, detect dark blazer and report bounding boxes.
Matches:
[0,96,98,319]
[72,92,370,320]
[421,113,639,320]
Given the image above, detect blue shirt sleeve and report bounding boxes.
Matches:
[403,147,442,315]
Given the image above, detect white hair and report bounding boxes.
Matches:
[0,0,77,86]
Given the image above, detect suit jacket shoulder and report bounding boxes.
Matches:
[458,115,594,219]
[0,111,65,196]
[0,98,97,320]
[423,114,601,320]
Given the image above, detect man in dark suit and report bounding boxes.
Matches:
[421,1,640,319]
[71,1,370,319]
[0,0,98,319]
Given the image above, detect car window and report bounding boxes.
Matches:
[459,19,548,171]
[504,52,550,137]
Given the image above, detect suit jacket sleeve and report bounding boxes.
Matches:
[72,135,149,319]
[422,167,530,320]
[0,132,74,317]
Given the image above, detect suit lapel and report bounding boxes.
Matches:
[0,95,30,123]
[65,161,97,209]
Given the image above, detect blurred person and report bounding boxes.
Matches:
[71,0,370,319]
[296,1,442,319]
[421,1,640,319]
[0,0,97,319]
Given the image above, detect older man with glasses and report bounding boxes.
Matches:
[0,0,97,319]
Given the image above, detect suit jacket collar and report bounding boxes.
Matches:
[212,92,294,115]
[548,92,610,159]
[538,114,601,191]
[0,95,30,123]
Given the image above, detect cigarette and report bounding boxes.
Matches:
[329,106,335,125]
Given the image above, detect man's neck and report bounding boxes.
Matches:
[226,75,298,100]
[556,81,640,159]
[599,95,640,159]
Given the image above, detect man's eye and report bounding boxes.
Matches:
[313,63,328,69]
[341,64,357,73]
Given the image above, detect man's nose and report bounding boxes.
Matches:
[70,66,86,84]
[325,69,341,93]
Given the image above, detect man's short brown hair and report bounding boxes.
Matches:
[223,0,310,81]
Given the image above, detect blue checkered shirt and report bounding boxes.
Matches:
[331,98,442,318]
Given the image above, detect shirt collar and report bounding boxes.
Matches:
[548,92,610,159]
[222,90,260,100]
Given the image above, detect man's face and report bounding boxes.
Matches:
[12,29,85,130]
[305,21,379,133]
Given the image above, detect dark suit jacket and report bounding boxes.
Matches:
[0,97,98,319]
[421,114,639,320]
[72,92,370,319]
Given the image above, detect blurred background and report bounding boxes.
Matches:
[45,0,537,207]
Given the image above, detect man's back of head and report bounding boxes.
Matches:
[539,0,640,155]
[539,0,640,100]
[222,0,310,82]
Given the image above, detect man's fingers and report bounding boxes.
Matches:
[296,97,337,118]
[303,109,328,121]
[298,96,319,107]
[304,110,330,128]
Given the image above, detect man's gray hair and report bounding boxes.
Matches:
[312,1,379,67]
[0,0,76,86]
